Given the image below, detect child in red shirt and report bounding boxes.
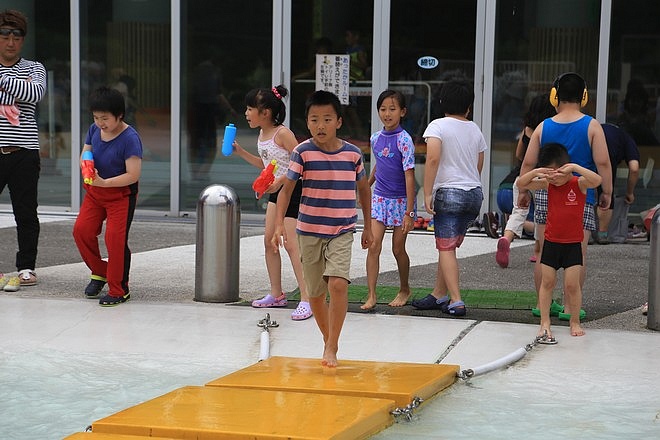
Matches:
[518,143,601,342]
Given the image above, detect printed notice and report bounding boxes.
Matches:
[316,54,350,105]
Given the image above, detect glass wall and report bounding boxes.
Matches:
[290,0,374,151]
[180,0,273,213]
[3,1,654,218]
[0,1,71,208]
[490,0,601,210]
[80,0,171,210]
[388,0,477,210]
[606,0,659,214]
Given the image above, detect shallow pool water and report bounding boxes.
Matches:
[3,348,657,440]
[373,360,659,440]
[0,350,238,440]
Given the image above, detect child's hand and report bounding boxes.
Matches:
[89,170,105,186]
[402,215,414,234]
[424,194,435,215]
[534,167,555,179]
[271,223,285,252]
[555,164,575,176]
[361,227,373,249]
[517,190,531,208]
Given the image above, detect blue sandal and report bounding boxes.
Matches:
[443,300,467,317]
[411,294,449,310]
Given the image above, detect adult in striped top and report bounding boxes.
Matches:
[273,90,373,368]
[0,9,47,288]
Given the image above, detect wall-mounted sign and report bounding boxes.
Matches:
[417,56,439,69]
[316,54,350,105]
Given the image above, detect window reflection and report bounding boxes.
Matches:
[181,0,272,213]
[80,1,171,210]
[606,0,660,216]
[491,0,601,212]
[291,0,374,153]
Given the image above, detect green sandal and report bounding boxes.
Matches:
[531,300,564,317]
[558,309,587,321]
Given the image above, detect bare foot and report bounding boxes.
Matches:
[388,290,411,307]
[536,324,557,344]
[360,294,377,310]
[570,322,585,337]
[321,344,338,368]
[536,325,553,340]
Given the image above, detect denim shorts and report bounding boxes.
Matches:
[433,187,483,250]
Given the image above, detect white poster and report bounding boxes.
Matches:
[315,54,350,105]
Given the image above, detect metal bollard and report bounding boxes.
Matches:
[648,208,660,330]
[194,184,240,302]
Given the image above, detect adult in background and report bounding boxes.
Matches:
[596,123,640,244]
[519,72,612,321]
[0,9,47,289]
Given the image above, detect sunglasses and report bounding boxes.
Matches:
[0,29,25,38]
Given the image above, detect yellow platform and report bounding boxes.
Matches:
[71,357,459,440]
[90,386,394,439]
[64,433,179,439]
[207,356,459,407]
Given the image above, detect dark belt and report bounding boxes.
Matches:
[0,146,22,154]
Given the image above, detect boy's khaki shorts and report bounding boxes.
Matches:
[297,232,354,298]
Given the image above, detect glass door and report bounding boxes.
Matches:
[388,0,479,212]
[290,0,374,152]
[80,0,172,211]
[606,0,660,215]
[490,0,602,211]
[180,0,273,213]
[0,2,71,209]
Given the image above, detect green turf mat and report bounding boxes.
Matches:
[286,285,536,310]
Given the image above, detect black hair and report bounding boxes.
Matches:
[305,90,342,119]
[315,37,333,53]
[89,86,125,118]
[555,73,586,104]
[437,80,474,115]
[623,79,649,114]
[538,143,570,168]
[376,89,407,110]
[0,9,27,36]
[524,93,555,129]
[245,85,288,125]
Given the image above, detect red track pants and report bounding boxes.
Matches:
[73,184,138,298]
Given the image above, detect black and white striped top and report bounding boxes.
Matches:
[0,57,47,149]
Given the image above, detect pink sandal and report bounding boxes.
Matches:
[291,301,313,320]
[251,293,287,308]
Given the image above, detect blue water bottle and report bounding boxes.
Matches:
[222,123,236,156]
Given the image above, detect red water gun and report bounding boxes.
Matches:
[81,151,95,184]
[252,159,278,199]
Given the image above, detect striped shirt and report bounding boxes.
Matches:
[0,58,47,149]
[286,139,366,238]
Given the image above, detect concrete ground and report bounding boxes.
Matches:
[1,211,658,439]
[0,211,652,331]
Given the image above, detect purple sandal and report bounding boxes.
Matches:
[291,301,313,320]
[251,293,287,308]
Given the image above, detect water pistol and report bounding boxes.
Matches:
[81,151,95,184]
[252,159,278,199]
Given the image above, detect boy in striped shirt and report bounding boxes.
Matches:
[273,90,372,367]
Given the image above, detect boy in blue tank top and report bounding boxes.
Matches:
[519,72,612,320]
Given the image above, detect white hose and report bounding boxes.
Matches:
[258,329,270,361]
[461,347,528,378]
